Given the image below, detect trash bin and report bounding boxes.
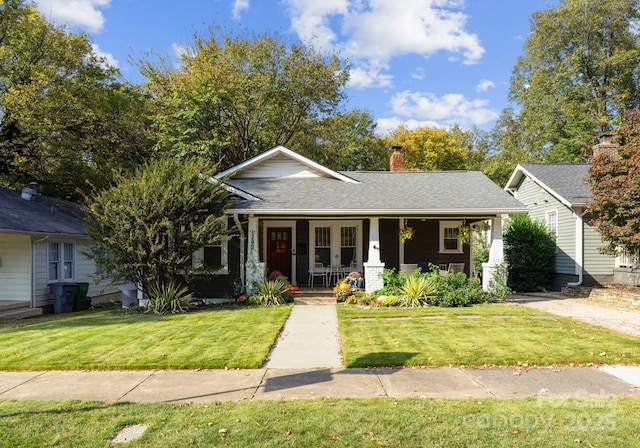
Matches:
[49,283,78,314]
[74,283,90,311]
[118,282,138,308]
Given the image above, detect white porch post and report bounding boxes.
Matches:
[482,215,506,292]
[245,215,265,294]
[364,217,385,293]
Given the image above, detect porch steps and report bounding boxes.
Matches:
[290,288,336,305]
[0,301,42,319]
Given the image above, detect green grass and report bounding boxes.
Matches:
[1,397,640,447]
[337,304,640,367]
[0,306,292,370]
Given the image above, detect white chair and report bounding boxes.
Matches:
[328,264,345,285]
[448,263,465,274]
[309,262,328,287]
[348,261,361,274]
[400,263,418,273]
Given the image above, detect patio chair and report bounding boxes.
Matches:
[308,262,328,287]
[447,263,465,274]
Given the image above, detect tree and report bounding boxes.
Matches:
[139,27,349,170]
[510,0,640,162]
[587,111,640,256]
[289,110,389,170]
[504,214,556,292]
[83,158,231,296]
[480,108,533,187]
[382,125,469,171]
[0,0,153,200]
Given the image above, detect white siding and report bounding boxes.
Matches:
[34,237,121,308]
[235,155,326,179]
[0,233,31,302]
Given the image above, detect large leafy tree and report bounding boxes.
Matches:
[84,157,231,295]
[139,27,349,169]
[0,0,153,200]
[587,111,640,256]
[290,110,389,170]
[510,0,640,162]
[382,125,469,171]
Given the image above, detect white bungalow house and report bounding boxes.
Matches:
[191,145,527,298]
[0,185,120,317]
[504,137,639,289]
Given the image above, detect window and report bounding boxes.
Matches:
[439,221,463,254]
[546,210,558,252]
[193,243,228,274]
[340,226,357,266]
[49,242,75,281]
[314,226,331,266]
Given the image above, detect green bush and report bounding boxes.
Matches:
[399,275,437,307]
[504,214,556,292]
[251,278,288,306]
[146,280,193,314]
[380,295,402,307]
[432,273,487,307]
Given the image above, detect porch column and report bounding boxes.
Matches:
[364,217,385,293]
[482,215,506,292]
[245,216,265,294]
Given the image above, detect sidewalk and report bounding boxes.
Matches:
[2,298,640,403]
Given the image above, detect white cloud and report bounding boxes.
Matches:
[390,90,499,127]
[348,65,393,89]
[284,0,484,71]
[232,0,250,20]
[476,79,495,92]
[34,0,110,33]
[91,43,118,68]
[375,117,442,136]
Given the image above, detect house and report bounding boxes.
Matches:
[192,145,527,298]
[0,185,120,316]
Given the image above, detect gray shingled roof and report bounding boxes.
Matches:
[0,187,86,236]
[226,170,526,215]
[519,163,592,206]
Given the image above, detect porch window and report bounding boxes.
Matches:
[49,242,75,282]
[439,221,463,254]
[315,226,331,266]
[192,222,229,274]
[341,226,357,265]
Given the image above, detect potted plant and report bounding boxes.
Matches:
[398,226,414,243]
[345,271,363,288]
[455,225,471,244]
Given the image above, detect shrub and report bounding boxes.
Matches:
[334,280,352,302]
[380,295,401,307]
[345,295,358,305]
[504,214,556,292]
[146,280,193,314]
[432,273,487,307]
[399,275,436,307]
[486,261,512,302]
[251,278,288,306]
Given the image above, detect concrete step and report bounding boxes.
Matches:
[293,296,337,305]
[0,306,42,319]
[290,289,336,305]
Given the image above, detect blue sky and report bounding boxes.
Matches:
[33,0,556,135]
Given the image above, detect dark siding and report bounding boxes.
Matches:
[380,219,400,269]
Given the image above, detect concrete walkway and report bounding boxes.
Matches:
[510,294,640,337]
[264,304,343,369]
[2,298,640,403]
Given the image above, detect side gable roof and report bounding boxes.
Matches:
[505,163,592,208]
[0,187,86,236]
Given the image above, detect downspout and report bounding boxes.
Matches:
[567,210,586,287]
[32,235,48,309]
[233,214,246,286]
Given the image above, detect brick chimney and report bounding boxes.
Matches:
[390,145,404,172]
[591,134,619,161]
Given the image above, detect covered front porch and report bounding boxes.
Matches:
[241,214,505,293]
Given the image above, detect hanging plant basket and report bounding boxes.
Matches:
[398,226,414,243]
[456,225,471,244]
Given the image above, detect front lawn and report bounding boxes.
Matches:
[337,304,640,367]
[0,306,292,370]
[1,397,639,447]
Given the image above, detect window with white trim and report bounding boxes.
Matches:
[192,221,229,274]
[49,242,75,281]
[439,221,463,254]
[546,210,558,252]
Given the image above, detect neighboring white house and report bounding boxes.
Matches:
[0,185,120,315]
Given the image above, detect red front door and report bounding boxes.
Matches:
[267,227,292,280]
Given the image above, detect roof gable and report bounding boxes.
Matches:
[505,163,592,208]
[215,145,358,183]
